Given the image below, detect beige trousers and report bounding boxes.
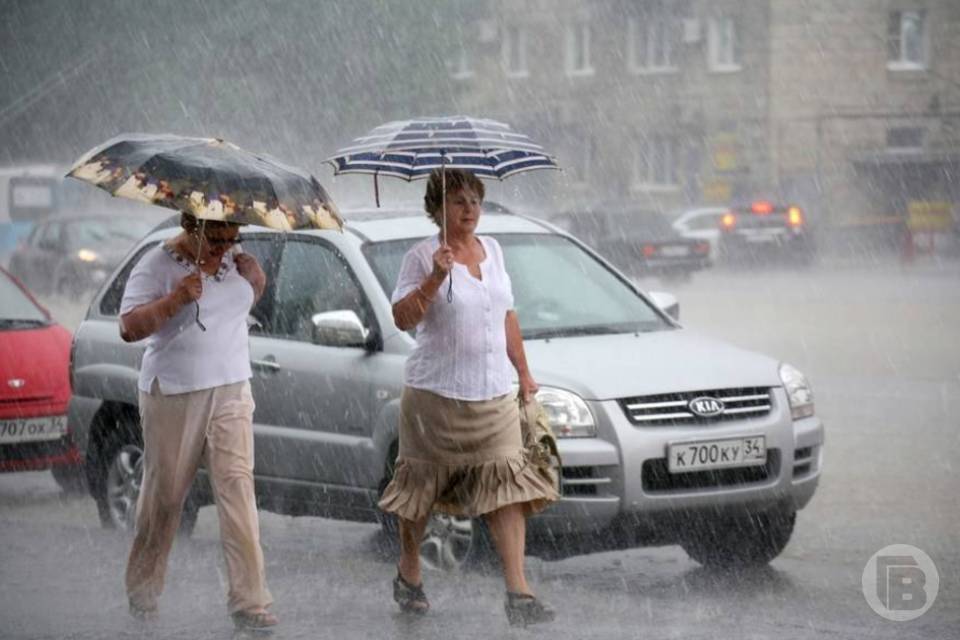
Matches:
[125,379,272,614]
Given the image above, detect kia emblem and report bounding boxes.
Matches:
[689,396,724,417]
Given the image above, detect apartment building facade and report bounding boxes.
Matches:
[450,0,960,231]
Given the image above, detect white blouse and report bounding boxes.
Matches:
[392,235,515,401]
[120,243,254,394]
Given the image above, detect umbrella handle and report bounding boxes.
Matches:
[194,219,207,332]
[441,156,454,303]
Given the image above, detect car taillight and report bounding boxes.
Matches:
[751,200,774,215]
[788,206,804,227]
[721,212,736,230]
[642,244,657,257]
[694,241,710,254]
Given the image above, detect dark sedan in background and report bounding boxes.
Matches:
[718,200,816,265]
[8,215,156,295]
[554,204,711,282]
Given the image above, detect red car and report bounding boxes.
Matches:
[0,267,82,489]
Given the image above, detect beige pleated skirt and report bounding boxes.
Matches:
[378,386,559,522]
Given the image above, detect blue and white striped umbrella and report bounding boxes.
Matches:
[325,115,558,187]
[327,116,558,301]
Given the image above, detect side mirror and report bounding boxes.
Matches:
[648,291,679,321]
[311,310,373,349]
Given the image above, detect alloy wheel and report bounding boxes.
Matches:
[106,444,143,530]
[419,514,474,572]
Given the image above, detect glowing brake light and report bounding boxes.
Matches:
[642,244,657,257]
[751,200,774,215]
[721,212,736,229]
[787,206,804,227]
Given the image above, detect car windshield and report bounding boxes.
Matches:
[0,272,48,327]
[64,218,155,250]
[363,233,672,339]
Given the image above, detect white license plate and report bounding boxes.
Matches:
[659,245,690,257]
[0,416,68,444]
[667,436,766,473]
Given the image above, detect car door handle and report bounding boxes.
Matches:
[251,356,281,373]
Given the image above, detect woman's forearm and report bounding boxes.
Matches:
[119,294,186,342]
[392,273,445,330]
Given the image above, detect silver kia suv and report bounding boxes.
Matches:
[67,208,823,569]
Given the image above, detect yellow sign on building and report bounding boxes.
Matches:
[907,201,954,232]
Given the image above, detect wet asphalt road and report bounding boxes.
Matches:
[1,257,958,640]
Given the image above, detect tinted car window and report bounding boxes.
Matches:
[270,239,371,342]
[37,223,60,250]
[99,242,160,316]
[364,233,670,338]
[0,271,47,325]
[685,214,721,231]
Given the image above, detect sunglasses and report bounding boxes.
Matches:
[203,234,242,247]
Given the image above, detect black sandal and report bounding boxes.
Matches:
[505,592,555,627]
[393,570,429,615]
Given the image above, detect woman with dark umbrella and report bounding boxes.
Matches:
[379,168,559,626]
[120,212,277,631]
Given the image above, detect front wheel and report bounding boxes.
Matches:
[681,509,796,568]
[91,412,198,537]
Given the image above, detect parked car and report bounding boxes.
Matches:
[718,200,816,265]
[67,208,823,569]
[0,267,83,490]
[554,204,711,282]
[670,207,728,261]
[8,215,157,295]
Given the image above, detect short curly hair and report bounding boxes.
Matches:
[423,168,485,226]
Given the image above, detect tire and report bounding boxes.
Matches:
[377,442,492,572]
[681,509,796,568]
[90,410,198,537]
[51,464,87,494]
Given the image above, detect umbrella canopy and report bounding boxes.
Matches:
[68,133,343,231]
[327,116,558,302]
[325,115,558,193]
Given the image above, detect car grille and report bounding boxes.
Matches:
[642,449,780,493]
[619,387,773,426]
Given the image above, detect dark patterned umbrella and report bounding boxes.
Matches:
[68,133,342,231]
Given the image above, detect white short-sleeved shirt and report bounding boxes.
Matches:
[120,243,254,394]
[392,235,515,401]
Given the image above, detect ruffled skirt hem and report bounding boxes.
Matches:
[378,453,559,522]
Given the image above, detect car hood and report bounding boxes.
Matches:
[0,324,72,403]
[525,329,782,401]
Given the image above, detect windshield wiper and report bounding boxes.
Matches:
[0,318,49,329]
[524,325,642,340]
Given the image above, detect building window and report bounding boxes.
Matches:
[633,134,679,188]
[707,16,740,71]
[448,46,473,80]
[888,10,928,70]
[565,21,594,76]
[502,25,528,77]
[887,127,924,151]
[627,15,678,73]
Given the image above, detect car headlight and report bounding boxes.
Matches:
[535,386,597,438]
[779,363,814,420]
[77,249,99,262]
